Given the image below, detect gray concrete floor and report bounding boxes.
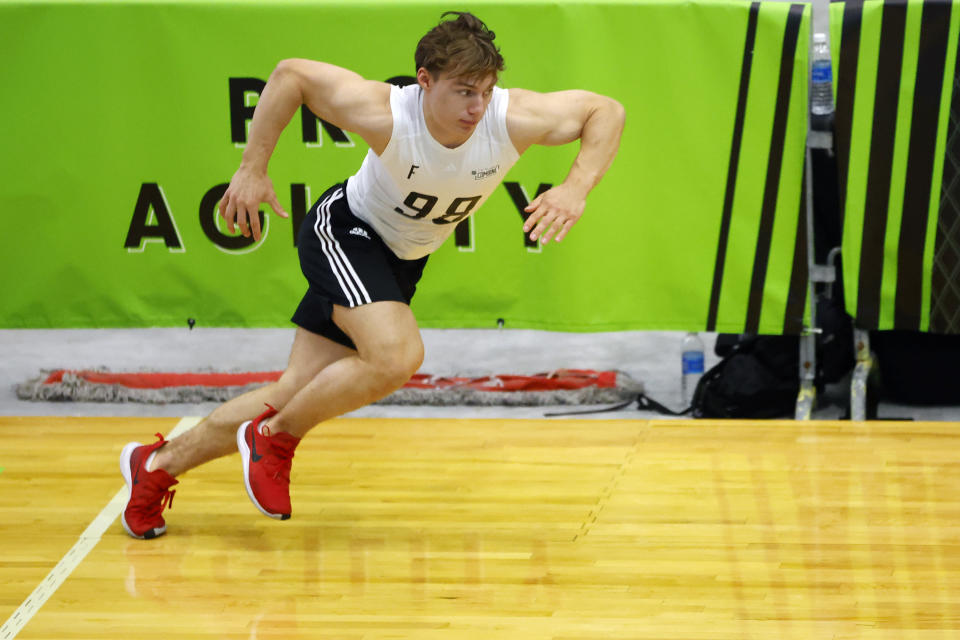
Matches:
[2,328,957,421]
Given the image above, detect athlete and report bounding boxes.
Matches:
[119,11,625,539]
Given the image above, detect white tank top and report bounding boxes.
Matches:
[345,84,520,260]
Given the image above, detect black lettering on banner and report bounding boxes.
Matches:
[433,196,481,225]
[290,184,308,246]
[228,78,266,144]
[503,181,552,248]
[385,75,417,88]
[124,183,183,251]
[301,106,352,146]
[199,183,261,250]
[454,218,471,248]
[394,192,438,219]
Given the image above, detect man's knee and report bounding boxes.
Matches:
[369,338,424,390]
[332,300,423,390]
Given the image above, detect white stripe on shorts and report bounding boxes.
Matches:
[313,188,372,307]
[313,190,359,306]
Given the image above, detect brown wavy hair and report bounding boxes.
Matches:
[414,11,505,81]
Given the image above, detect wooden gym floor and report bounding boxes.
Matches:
[1,415,959,639]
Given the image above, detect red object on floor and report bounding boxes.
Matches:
[403,370,618,391]
[42,370,283,389]
[41,369,617,391]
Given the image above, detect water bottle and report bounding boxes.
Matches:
[810,32,834,129]
[681,332,705,406]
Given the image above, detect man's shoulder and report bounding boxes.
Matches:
[503,88,547,130]
[503,88,545,153]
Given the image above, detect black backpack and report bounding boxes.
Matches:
[690,295,856,419]
[690,335,801,418]
[547,300,857,420]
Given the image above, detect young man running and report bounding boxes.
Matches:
[119,11,625,539]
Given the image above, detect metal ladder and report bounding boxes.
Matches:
[795,0,855,420]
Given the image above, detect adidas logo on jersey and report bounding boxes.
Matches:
[348,227,371,240]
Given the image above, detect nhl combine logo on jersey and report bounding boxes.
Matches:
[471,165,499,180]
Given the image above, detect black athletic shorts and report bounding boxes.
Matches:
[291,181,429,350]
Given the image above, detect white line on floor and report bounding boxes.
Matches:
[0,417,201,639]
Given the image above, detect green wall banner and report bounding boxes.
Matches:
[835,0,960,332]
[2,0,812,334]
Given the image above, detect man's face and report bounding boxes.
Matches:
[418,69,497,147]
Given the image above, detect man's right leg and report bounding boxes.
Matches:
[120,328,354,539]
[148,329,355,477]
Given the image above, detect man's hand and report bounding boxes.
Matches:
[522,182,587,244]
[218,166,289,242]
[507,88,624,246]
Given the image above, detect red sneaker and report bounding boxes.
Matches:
[119,433,178,539]
[237,405,300,520]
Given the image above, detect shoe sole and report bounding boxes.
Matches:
[119,442,166,540]
[236,422,289,520]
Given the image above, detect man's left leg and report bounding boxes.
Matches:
[237,300,424,518]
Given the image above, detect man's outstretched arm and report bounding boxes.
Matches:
[506,88,626,244]
[219,59,392,241]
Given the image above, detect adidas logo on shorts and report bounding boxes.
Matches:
[348,226,371,240]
